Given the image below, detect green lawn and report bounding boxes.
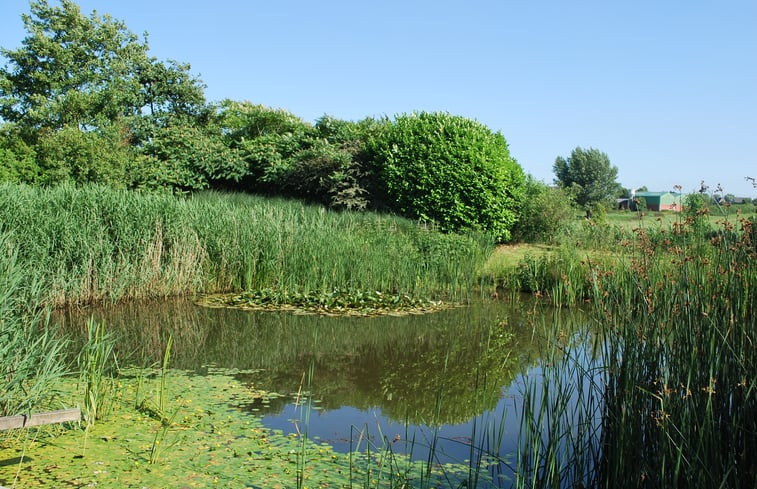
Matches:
[605,206,755,231]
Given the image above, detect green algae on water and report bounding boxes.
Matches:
[0,368,479,488]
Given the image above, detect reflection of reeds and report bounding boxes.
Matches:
[0,183,492,309]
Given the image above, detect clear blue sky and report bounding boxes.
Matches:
[2,0,756,197]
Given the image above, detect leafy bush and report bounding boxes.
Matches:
[512,177,577,243]
[367,112,525,241]
[217,101,312,191]
[35,124,134,187]
[307,115,386,210]
[280,139,356,206]
[0,125,39,183]
[136,121,246,191]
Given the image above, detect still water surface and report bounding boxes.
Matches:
[58,298,590,469]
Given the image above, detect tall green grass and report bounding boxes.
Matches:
[0,232,67,418]
[0,183,493,307]
[77,318,117,428]
[514,215,757,487]
[592,218,756,487]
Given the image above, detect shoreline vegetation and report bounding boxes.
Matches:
[0,183,493,310]
[2,181,756,488]
[1,3,754,486]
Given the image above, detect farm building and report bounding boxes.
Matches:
[631,191,682,211]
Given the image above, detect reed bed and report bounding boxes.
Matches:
[0,183,493,307]
[592,219,756,487]
[514,215,757,488]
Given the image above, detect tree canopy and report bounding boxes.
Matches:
[0,0,205,134]
[553,146,620,208]
[0,0,211,186]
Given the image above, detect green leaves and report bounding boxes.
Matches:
[553,146,620,208]
[0,0,209,188]
[136,120,246,191]
[0,0,149,130]
[367,112,525,241]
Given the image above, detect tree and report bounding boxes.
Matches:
[512,176,577,243]
[1,0,144,132]
[0,0,206,133]
[367,112,525,241]
[0,0,208,187]
[553,147,620,208]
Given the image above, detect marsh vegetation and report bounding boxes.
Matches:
[1,2,755,487]
[2,184,755,488]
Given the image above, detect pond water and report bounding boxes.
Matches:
[56,297,593,474]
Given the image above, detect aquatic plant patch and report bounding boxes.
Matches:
[197,288,457,317]
[0,368,480,488]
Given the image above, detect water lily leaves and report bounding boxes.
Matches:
[196,289,456,317]
[0,369,476,488]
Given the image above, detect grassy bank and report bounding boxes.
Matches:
[0,183,493,308]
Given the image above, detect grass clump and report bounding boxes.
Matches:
[77,318,117,428]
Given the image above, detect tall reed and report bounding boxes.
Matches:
[77,318,117,427]
[0,232,67,418]
[514,215,756,488]
[0,183,492,308]
[593,218,756,487]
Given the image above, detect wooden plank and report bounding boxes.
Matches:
[0,408,80,431]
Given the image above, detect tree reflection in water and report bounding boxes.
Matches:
[57,298,588,463]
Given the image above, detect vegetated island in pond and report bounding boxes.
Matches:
[196,288,458,317]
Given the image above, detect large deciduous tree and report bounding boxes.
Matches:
[553,146,620,208]
[0,0,209,186]
[0,0,206,133]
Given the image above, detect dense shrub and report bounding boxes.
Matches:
[217,105,381,210]
[35,124,134,187]
[512,177,577,243]
[310,115,386,210]
[279,139,356,206]
[136,121,246,191]
[217,101,312,192]
[367,112,525,241]
[0,125,39,183]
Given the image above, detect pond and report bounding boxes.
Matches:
[56,297,596,481]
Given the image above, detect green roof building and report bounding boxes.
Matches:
[632,191,683,212]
